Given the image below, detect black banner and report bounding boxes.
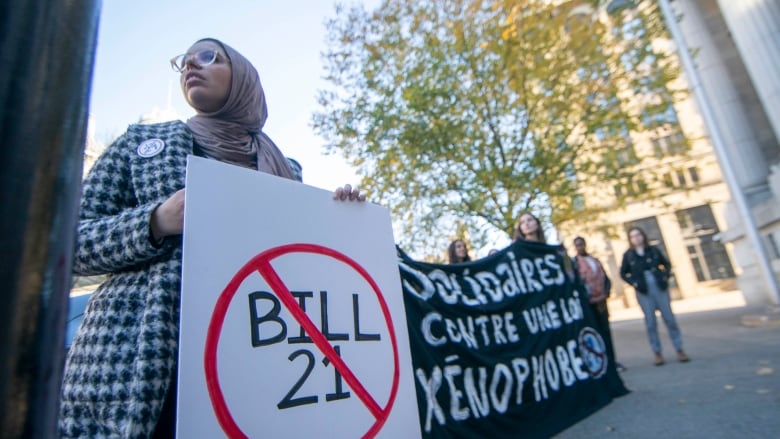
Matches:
[399,241,629,438]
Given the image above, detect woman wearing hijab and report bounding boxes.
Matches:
[59,38,363,438]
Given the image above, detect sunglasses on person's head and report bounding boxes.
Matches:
[170,49,222,72]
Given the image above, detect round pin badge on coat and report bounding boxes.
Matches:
[137,139,165,158]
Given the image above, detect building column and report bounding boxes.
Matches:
[674,0,770,201]
[716,0,780,146]
[656,212,697,299]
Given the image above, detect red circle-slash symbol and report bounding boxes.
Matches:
[203,243,400,439]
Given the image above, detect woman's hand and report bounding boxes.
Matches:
[333,184,366,202]
[151,189,186,241]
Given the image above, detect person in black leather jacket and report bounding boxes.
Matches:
[620,227,690,366]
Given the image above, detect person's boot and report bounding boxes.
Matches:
[654,353,665,366]
[677,350,690,363]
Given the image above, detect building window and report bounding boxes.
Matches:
[616,147,636,166]
[625,216,667,253]
[573,194,585,211]
[642,105,680,129]
[768,233,780,260]
[597,120,637,167]
[663,173,674,188]
[663,167,700,188]
[675,170,686,186]
[688,167,700,184]
[615,177,648,198]
[635,179,648,193]
[676,205,735,281]
[651,130,686,157]
[603,144,637,167]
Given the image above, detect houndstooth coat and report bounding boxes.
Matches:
[60,120,195,438]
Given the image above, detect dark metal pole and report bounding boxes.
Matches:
[0,1,101,437]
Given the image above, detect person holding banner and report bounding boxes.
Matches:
[512,211,546,242]
[572,237,626,372]
[399,235,630,437]
[59,38,364,438]
[620,227,689,366]
[447,239,472,263]
[514,212,578,282]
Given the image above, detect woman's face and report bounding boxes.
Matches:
[179,40,232,113]
[454,240,467,259]
[519,214,539,240]
[574,239,587,255]
[629,229,645,247]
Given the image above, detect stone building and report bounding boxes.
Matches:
[672,0,780,306]
[561,0,780,308]
[560,72,737,308]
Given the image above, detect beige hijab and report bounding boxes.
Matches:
[186,38,296,180]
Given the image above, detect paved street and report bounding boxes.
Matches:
[557,296,780,438]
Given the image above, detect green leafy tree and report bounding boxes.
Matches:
[314,0,684,255]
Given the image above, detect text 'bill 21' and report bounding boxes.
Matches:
[249,289,381,409]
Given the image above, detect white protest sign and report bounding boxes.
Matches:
[177,156,421,438]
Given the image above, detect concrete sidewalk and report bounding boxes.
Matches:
[556,294,780,438]
[608,290,747,322]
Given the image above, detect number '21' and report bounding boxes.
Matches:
[277,346,350,410]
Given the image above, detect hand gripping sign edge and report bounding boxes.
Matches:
[203,243,401,439]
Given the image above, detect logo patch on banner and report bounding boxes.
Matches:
[578,327,608,378]
[137,138,165,158]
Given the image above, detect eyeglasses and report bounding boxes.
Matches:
[170,49,221,72]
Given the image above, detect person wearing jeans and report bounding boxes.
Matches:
[620,227,690,366]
